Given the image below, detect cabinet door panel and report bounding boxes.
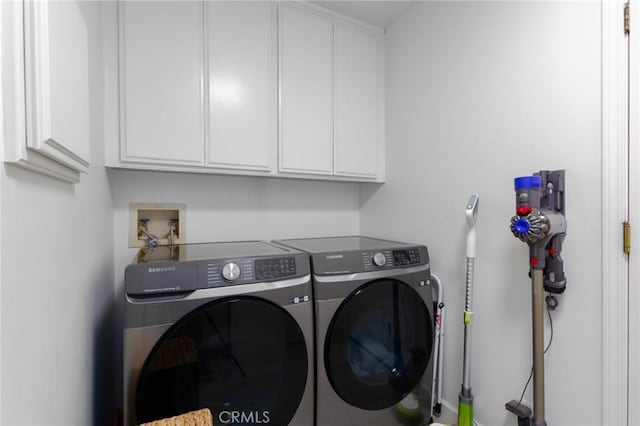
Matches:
[334,24,379,178]
[279,5,333,175]
[24,0,91,173]
[120,1,204,165]
[207,2,275,171]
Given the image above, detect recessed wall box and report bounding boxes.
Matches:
[129,203,186,248]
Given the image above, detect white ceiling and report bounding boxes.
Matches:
[312,1,417,29]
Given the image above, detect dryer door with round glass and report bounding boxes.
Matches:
[324,279,433,410]
[135,296,308,425]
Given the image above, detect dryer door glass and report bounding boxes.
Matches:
[324,279,433,410]
[135,296,308,425]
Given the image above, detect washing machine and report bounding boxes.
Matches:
[274,236,435,426]
[123,241,314,426]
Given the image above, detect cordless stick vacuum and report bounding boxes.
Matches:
[458,193,479,426]
[507,170,567,426]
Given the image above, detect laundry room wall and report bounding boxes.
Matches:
[0,2,115,425]
[109,169,360,407]
[109,171,360,278]
[360,2,601,426]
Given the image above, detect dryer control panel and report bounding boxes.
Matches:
[308,245,429,275]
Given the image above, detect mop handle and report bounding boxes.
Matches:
[464,193,478,314]
[465,257,475,313]
[461,193,478,389]
[459,193,479,426]
[462,257,474,390]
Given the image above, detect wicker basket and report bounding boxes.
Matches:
[139,408,212,426]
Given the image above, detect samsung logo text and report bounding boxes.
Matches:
[147,266,176,273]
[325,254,344,260]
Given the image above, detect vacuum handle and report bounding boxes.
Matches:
[466,228,476,258]
[466,194,479,227]
[465,194,479,258]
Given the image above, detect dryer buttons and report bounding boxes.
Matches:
[222,262,241,282]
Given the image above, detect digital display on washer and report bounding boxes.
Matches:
[393,248,421,266]
[255,257,297,280]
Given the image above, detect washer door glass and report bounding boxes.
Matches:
[324,279,433,410]
[135,296,308,425]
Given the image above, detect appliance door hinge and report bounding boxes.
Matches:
[625,2,630,34]
[624,221,631,254]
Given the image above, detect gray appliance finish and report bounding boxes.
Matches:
[123,241,314,426]
[273,236,435,426]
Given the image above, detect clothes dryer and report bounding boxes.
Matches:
[123,241,314,426]
[274,236,435,426]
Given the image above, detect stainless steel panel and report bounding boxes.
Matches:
[315,275,435,426]
[123,277,314,426]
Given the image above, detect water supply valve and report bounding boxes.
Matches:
[510,170,567,293]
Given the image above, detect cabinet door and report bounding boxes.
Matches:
[23,0,91,174]
[206,2,276,172]
[120,1,204,166]
[334,23,380,179]
[279,5,333,175]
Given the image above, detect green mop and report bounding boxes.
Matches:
[458,193,479,426]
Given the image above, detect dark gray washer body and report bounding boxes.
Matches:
[123,241,314,426]
[273,236,435,426]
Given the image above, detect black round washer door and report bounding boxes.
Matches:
[136,296,308,425]
[325,279,433,410]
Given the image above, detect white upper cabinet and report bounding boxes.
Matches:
[3,0,92,182]
[334,23,381,179]
[206,2,276,172]
[120,1,204,166]
[105,1,385,182]
[279,4,334,176]
[278,4,384,181]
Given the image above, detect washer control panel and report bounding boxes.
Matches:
[125,242,310,296]
[363,251,393,270]
[362,248,422,271]
[204,256,298,288]
[372,252,387,267]
[255,257,297,280]
[392,248,422,266]
[221,262,241,282]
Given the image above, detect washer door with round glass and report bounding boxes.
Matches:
[324,279,433,410]
[135,296,308,425]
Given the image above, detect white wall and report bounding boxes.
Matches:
[109,169,361,406]
[110,172,361,281]
[360,2,601,425]
[0,2,115,425]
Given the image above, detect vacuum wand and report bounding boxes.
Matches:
[459,193,479,426]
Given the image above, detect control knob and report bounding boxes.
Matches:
[222,262,241,282]
[372,252,387,267]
